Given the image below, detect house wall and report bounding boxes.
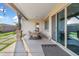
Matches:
[42,17,50,38]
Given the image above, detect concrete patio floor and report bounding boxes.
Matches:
[14,40,28,56]
[23,35,56,56]
[22,34,71,56]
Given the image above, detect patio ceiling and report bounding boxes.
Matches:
[12,3,55,20]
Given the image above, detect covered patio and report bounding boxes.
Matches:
[0,3,78,56]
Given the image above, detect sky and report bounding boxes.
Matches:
[0,3,18,25]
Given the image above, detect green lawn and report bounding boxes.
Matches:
[0,32,16,51]
[0,32,16,39]
[0,38,16,51]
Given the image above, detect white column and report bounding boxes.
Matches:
[49,16,52,40]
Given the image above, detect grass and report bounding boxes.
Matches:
[0,32,16,39]
[0,38,16,51]
[0,38,16,44]
[0,31,16,51]
[0,32,16,36]
[0,41,15,51]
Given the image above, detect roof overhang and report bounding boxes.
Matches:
[7,3,56,20]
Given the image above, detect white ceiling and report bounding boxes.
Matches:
[14,3,55,20]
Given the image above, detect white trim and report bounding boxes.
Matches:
[51,40,78,56]
[55,14,57,42]
[64,7,67,48]
[49,16,52,39]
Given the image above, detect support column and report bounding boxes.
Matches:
[18,14,21,29]
[17,13,22,40]
[49,16,52,40]
[14,13,27,56]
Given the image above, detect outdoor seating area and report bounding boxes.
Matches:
[29,31,42,40]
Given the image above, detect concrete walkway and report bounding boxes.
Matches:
[14,40,28,56]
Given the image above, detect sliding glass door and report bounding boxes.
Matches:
[57,10,65,46]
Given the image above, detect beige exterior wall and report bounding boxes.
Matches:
[42,17,49,38]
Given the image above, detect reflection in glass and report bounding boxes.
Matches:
[67,3,79,55]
